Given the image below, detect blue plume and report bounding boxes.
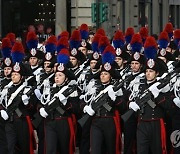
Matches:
[57,54,69,65]
[131,42,142,53]
[113,40,124,49]
[125,35,132,44]
[80,30,89,40]
[158,39,169,49]
[102,52,115,64]
[1,47,11,58]
[99,45,106,54]
[27,40,38,50]
[144,47,157,60]
[11,52,24,63]
[57,45,67,53]
[92,42,99,52]
[45,43,57,53]
[70,40,81,50]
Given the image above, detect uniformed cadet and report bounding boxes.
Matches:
[37,48,79,154]
[0,37,13,154]
[0,42,36,154]
[81,45,123,154]
[69,29,87,77]
[128,36,174,154]
[123,33,145,154]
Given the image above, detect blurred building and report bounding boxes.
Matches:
[0,0,180,38]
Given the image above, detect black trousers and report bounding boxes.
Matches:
[5,118,31,154]
[137,120,165,154]
[44,118,70,154]
[80,117,92,154]
[90,117,116,154]
[0,118,8,154]
[124,114,137,154]
[36,120,45,154]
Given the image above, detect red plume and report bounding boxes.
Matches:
[125,27,134,36]
[96,28,106,36]
[113,30,124,41]
[98,36,110,47]
[130,34,142,44]
[2,37,12,48]
[70,30,81,41]
[92,34,101,43]
[12,42,24,53]
[174,29,180,39]
[80,23,89,31]
[57,37,69,48]
[140,27,149,39]
[158,31,169,41]
[26,31,38,42]
[46,35,57,45]
[144,36,157,49]
[6,33,15,43]
[164,23,173,33]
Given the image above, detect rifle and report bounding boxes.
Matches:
[74,59,89,76]
[32,85,76,128]
[78,71,142,127]
[121,67,180,122]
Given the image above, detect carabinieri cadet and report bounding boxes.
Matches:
[0,41,36,154]
[37,48,79,154]
[81,45,124,154]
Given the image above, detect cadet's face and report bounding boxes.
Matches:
[100,71,111,84]
[79,47,87,56]
[115,57,123,68]
[55,72,66,85]
[131,61,141,73]
[29,57,38,66]
[11,72,21,84]
[146,69,158,81]
[44,61,52,72]
[90,60,97,70]
[70,56,78,67]
[4,67,12,77]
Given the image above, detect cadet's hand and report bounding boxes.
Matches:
[34,89,42,100]
[149,82,161,98]
[54,93,67,105]
[173,97,180,108]
[39,107,48,118]
[83,105,95,116]
[129,101,140,112]
[22,94,30,105]
[0,110,9,120]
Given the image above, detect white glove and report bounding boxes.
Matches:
[39,107,48,118]
[115,88,123,96]
[104,85,116,101]
[83,105,95,116]
[56,93,67,105]
[161,84,170,93]
[22,94,30,105]
[34,89,42,100]
[129,101,140,112]
[173,97,180,108]
[0,110,9,120]
[149,82,161,98]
